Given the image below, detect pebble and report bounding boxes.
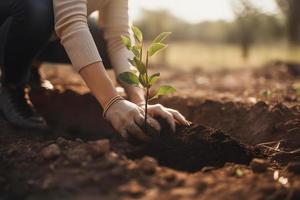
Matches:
[250,158,268,173]
[287,162,300,174]
[138,156,158,175]
[56,137,68,146]
[88,139,110,156]
[201,166,216,173]
[118,181,145,198]
[75,138,84,143]
[170,187,196,196]
[41,144,61,160]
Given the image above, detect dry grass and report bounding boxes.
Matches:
[150,42,300,71]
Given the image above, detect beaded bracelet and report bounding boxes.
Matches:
[102,95,125,119]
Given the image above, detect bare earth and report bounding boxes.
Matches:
[1,61,300,200]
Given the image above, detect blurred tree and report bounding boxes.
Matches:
[276,0,300,45]
[134,7,284,48]
[231,0,260,59]
[135,10,179,66]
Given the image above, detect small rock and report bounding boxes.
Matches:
[139,156,158,175]
[287,162,300,174]
[41,144,61,160]
[250,158,268,173]
[75,138,84,143]
[201,166,216,173]
[118,181,145,198]
[65,146,87,164]
[88,139,110,156]
[106,151,119,161]
[170,187,196,196]
[56,137,68,146]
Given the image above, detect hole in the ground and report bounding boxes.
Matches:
[127,124,254,173]
[31,90,256,173]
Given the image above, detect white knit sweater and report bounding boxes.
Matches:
[53,0,132,74]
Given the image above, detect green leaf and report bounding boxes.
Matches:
[139,74,148,88]
[260,89,272,97]
[148,43,167,57]
[121,35,131,49]
[153,32,171,43]
[134,57,146,74]
[131,45,140,58]
[149,85,176,101]
[148,73,160,86]
[118,72,140,86]
[132,26,143,43]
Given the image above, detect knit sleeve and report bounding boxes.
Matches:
[102,0,134,76]
[53,0,102,72]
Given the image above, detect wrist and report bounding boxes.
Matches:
[124,85,145,104]
[98,91,119,108]
[102,95,125,119]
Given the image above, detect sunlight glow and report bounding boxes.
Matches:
[130,0,279,23]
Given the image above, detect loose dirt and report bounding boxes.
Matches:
[1,61,300,200]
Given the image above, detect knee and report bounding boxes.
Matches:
[12,0,54,36]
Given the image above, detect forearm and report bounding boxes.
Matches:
[121,83,145,104]
[79,62,118,108]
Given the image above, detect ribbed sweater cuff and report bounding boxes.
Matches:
[61,29,102,72]
[109,47,134,75]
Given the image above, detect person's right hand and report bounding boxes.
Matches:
[104,99,161,142]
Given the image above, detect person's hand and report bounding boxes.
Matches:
[104,99,161,142]
[139,104,191,133]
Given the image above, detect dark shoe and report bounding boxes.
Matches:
[29,67,54,91]
[0,85,48,130]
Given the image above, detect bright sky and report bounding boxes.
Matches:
[129,0,279,23]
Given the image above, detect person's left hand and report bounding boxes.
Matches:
[138,104,191,133]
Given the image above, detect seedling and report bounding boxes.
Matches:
[260,89,272,98]
[118,26,176,134]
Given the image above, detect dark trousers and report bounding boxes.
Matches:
[0,0,111,87]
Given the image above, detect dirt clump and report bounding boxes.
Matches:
[41,144,61,160]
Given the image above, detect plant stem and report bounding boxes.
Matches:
[144,51,150,134]
[145,87,149,133]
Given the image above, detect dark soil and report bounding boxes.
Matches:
[128,124,254,172]
[1,62,300,200]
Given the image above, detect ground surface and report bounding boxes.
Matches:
[1,61,300,200]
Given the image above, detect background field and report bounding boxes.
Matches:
[151,42,300,71]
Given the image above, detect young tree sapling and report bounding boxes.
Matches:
[118,26,176,134]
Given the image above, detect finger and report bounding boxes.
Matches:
[119,129,129,139]
[126,122,151,142]
[155,109,176,133]
[134,114,160,132]
[167,109,190,126]
[134,113,145,127]
[146,116,161,132]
